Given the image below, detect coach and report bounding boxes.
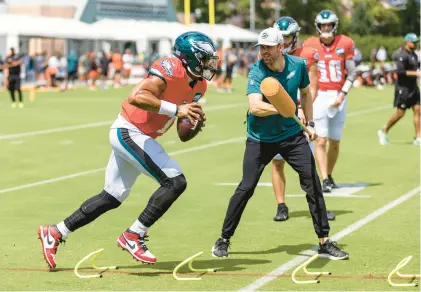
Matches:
[378,33,420,145]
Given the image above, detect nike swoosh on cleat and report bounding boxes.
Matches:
[46,227,54,245]
[123,234,136,250]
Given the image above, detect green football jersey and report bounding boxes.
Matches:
[246,54,310,143]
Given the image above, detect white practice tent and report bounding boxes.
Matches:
[0,14,94,39]
[91,19,188,56]
[188,23,258,43]
[0,13,258,57]
[91,19,187,41]
[0,14,258,43]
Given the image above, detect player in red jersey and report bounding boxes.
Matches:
[37,32,218,269]
[303,10,358,197]
[270,17,334,222]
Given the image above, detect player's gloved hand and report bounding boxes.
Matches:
[177,102,206,125]
[331,91,346,108]
[306,125,318,141]
[298,108,306,125]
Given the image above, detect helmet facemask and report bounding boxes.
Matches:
[201,56,218,80]
[188,47,218,81]
[281,33,299,54]
[316,22,337,38]
[173,32,219,81]
[273,18,300,54]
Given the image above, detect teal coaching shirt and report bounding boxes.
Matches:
[246,54,310,143]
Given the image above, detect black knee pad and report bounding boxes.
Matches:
[81,190,121,215]
[138,175,187,227]
[170,174,187,196]
[153,174,187,206]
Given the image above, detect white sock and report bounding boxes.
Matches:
[56,221,72,239]
[129,219,148,236]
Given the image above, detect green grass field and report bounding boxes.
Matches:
[0,77,419,291]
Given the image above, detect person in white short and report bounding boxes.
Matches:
[303,10,358,198]
[270,16,336,222]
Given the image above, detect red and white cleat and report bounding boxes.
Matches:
[117,231,156,264]
[37,225,64,269]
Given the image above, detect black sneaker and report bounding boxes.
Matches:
[322,179,332,193]
[328,175,338,189]
[212,238,230,257]
[326,210,336,221]
[273,204,289,221]
[318,239,349,260]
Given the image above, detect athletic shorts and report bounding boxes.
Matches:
[313,90,347,141]
[394,85,420,110]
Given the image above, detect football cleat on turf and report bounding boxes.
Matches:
[326,210,336,221]
[37,225,65,269]
[212,238,230,257]
[328,175,338,189]
[322,179,332,193]
[318,239,349,260]
[274,204,289,221]
[377,129,389,145]
[117,231,156,264]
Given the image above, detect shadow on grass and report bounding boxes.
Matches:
[288,209,354,219]
[230,243,315,256]
[118,258,271,274]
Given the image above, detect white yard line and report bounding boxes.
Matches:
[59,140,74,145]
[347,104,391,117]
[0,137,244,194]
[0,168,106,194]
[0,121,112,140]
[239,186,420,291]
[10,140,24,145]
[0,103,246,140]
[0,103,386,141]
[216,182,371,198]
[287,193,371,198]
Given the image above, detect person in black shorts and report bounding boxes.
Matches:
[4,48,24,108]
[378,33,421,145]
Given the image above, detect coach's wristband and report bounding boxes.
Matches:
[159,101,177,117]
[340,79,353,94]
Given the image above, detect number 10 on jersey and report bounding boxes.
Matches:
[318,60,342,83]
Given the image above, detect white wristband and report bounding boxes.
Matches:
[341,79,353,94]
[159,100,178,117]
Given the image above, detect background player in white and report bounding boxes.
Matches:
[271,17,335,222]
[304,10,358,198]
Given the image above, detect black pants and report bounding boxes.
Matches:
[8,76,22,103]
[221,132,330,239]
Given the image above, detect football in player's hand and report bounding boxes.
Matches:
[177,118,204,142]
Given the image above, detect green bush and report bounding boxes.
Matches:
[300,34,405,62]
[349,34,404,62]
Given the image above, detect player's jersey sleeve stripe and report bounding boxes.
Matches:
[149,68,166,83]
[117,128,168,183]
